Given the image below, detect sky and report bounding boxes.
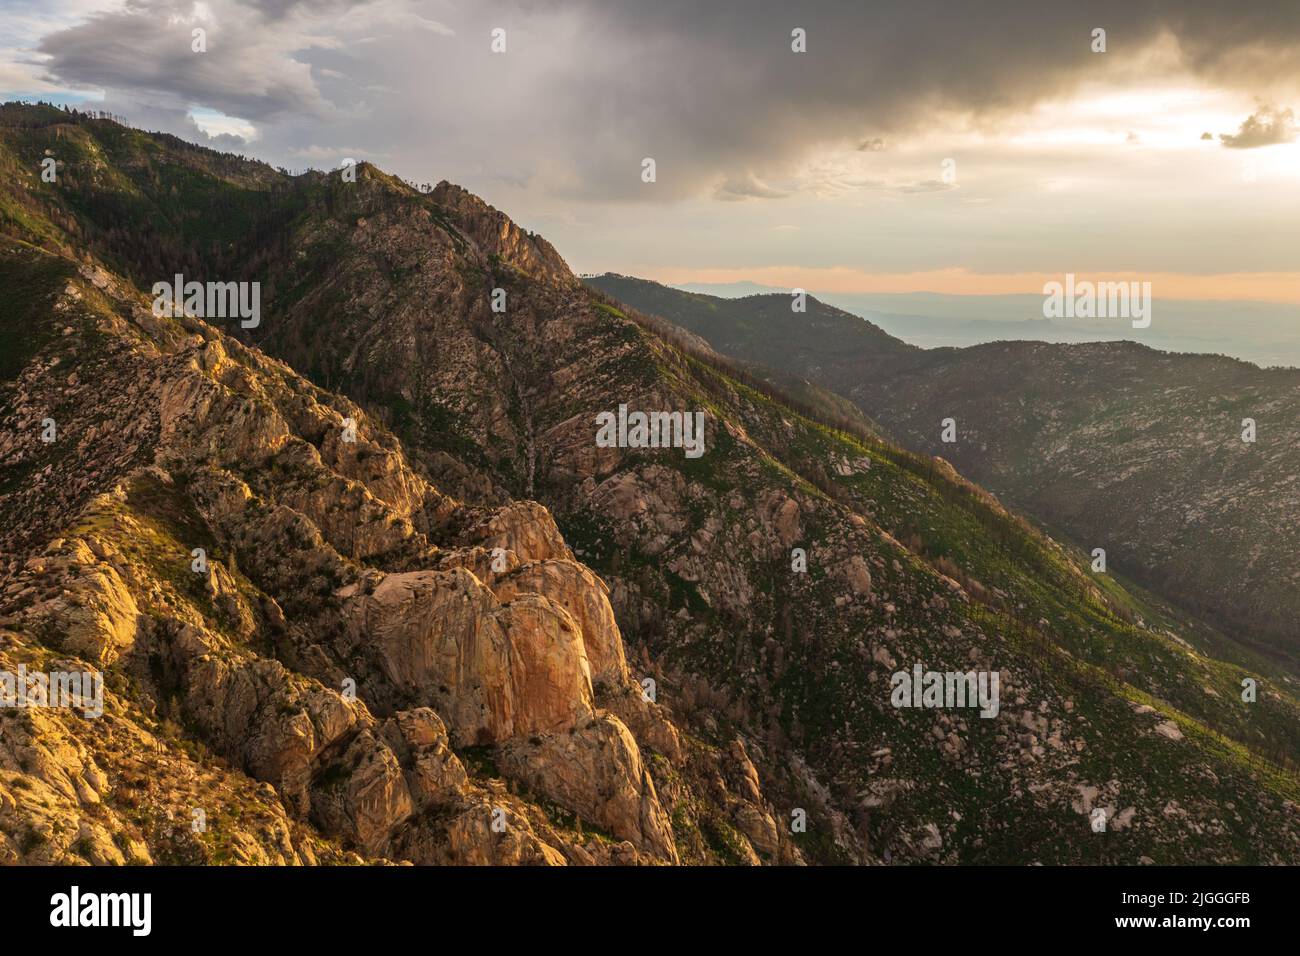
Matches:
[3,0,1300,305]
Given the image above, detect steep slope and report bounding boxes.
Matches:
[587,275,1300,671]
[254,195,1300,863]
[0,114,798,867]
[2,105,1299,864]
[845,340,1300,667]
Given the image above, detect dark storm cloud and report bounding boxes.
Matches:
[29,0,1300,200]
[535,0,1300,198]
[246,0,366,19]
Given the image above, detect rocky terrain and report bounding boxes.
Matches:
[0,108,800,866]
[0,247,760,864]
[0,103,1298,865]
[588,274,1300,673]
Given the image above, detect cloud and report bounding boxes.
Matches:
[27,0,453,153]
[1219,104,1298,148]
[135,100,254,150]
[713,172,789,201]
[36,0,334,124]
[18,0,1300,204]
[896,179,957,194]
[522,0,1300,200]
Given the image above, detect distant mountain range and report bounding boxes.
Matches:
[660,280,1300,368]
[587,274,1300,674]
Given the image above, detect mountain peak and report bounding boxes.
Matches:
[429,180,573,285]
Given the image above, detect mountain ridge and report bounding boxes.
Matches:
[2,104,1298,864]
[587,273,1300,672]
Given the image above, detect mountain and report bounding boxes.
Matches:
[2,104,1298,865]
[587,274,1300,674]
[670,281,1300,368]
[0,105,778,866]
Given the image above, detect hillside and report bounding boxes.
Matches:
[587,274,1300,673]
[1,104,1298,864]
[0,106,785,866]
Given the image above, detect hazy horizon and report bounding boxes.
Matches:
[653,278,1300,368]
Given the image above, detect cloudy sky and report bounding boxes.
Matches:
[4,0,1300,302]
